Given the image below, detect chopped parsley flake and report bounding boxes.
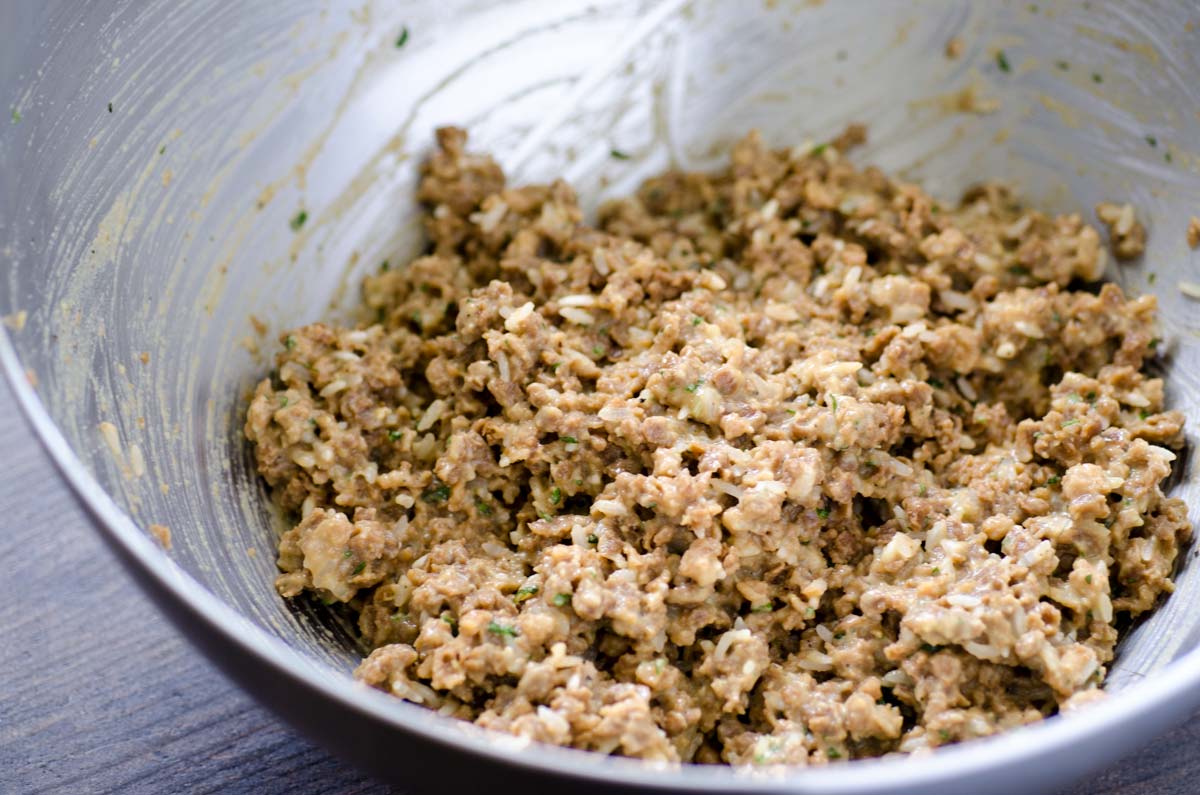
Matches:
[108,102,114,113]
[830,395,838,411]
[692,316,703,326]
[1061,418,1080,427]
[932,567,941,575]
[927,377,944,389]
[560,435,578,444]
[684,380,703,393]
[1047,475,1061,485]
[996,51,1012,73]
[10,108,20,124]
[1056,60,1070,70]
[475,498,493,515]
[1145,134,1158,148]
[352,561,366,575]
[380,260,390,271]
[421,482,451,503]
[1092,72,1103,83]
[441,612,457,629]
[343,550,353,559]
[284,335,297,350]
[553,593,571,607]
[1086,574,1093,584]
[514,586,538,603]
[592,345,605,356]
[550,362,563,372]
[610,148,631,160]
[395,27,409,48]
[487,621,518,638]
[811,143,828,156]
[751,602,775,613]
[816,507,830,520]
[290,210,308,231]
[827,747,842,760]
[587,533,598,545]
[1139,409,1152,420]
[550,487,562,505]
[388,429,402,441]
[278,396,289,407]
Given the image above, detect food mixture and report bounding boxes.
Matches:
[245,126,1190,764]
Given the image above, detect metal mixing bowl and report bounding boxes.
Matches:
[4,1,1200,792]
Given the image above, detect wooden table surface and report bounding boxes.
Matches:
[1,377,1197,795]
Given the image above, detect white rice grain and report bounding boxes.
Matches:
[559,306,595,325]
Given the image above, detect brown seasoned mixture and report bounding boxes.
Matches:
[245,126,1190,765]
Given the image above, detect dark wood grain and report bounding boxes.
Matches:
[0,378,1193,795]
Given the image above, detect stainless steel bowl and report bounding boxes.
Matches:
[4,1,1200,792]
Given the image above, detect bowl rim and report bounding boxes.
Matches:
[4,323,1200,793]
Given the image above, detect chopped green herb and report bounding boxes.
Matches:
[1047,475,1061,485]
[918,484,928,497]
[939,730,951,742]
[421,482,451,503]
[684,380,702,393]
[816,507,830,520]
[932,567,941,575]
[610,148,631,160]
[1061,418,1080,427]
[560,435,578,444]
[692,316,703,326]
[1146,272,1157,285]
[441,612,457,629]
[921,644,943,653]
[380,260,390,271]
[475,497,493,515]
[827,747,842,760]
[390,612,406,621]
[352,561,366,575]
[395,26,409,48]
[830,395,838,412]
[284,335,297,350]
[1085,574,1093,584]
[751,602,775,613]
[1055,60,1070,70]
[549,487,562,505]
[1092,72,1103,83]
[550,362,563,372]
[927,377,944,389]
[388,429,402,441]
[1145,134,1158,148]
[587,533,599,545]
[553,593,571,607]
[1086,391,1097,402]
[996,50,1012,73]
[10,108,21,124]
[834,632,845,640]
[1149,337,1161,350]
[159,145,166,155]
[1165,152,1173,163]
[1067,392,1082,403]
[592,345,605,356]
[487,621,518,638]
[811,143,828,157]
[343,549,353,559]
[107,101,113,113]
[574,479,583,486]
[537,512,552,521]
[278,396,289,407]
[513,586,539,603]
[1008,265,1030,276]
[289,210,308,231]
[805,606,816,618]
[1124,497,1133,506]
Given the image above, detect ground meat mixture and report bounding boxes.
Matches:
[245,126,1190,765]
